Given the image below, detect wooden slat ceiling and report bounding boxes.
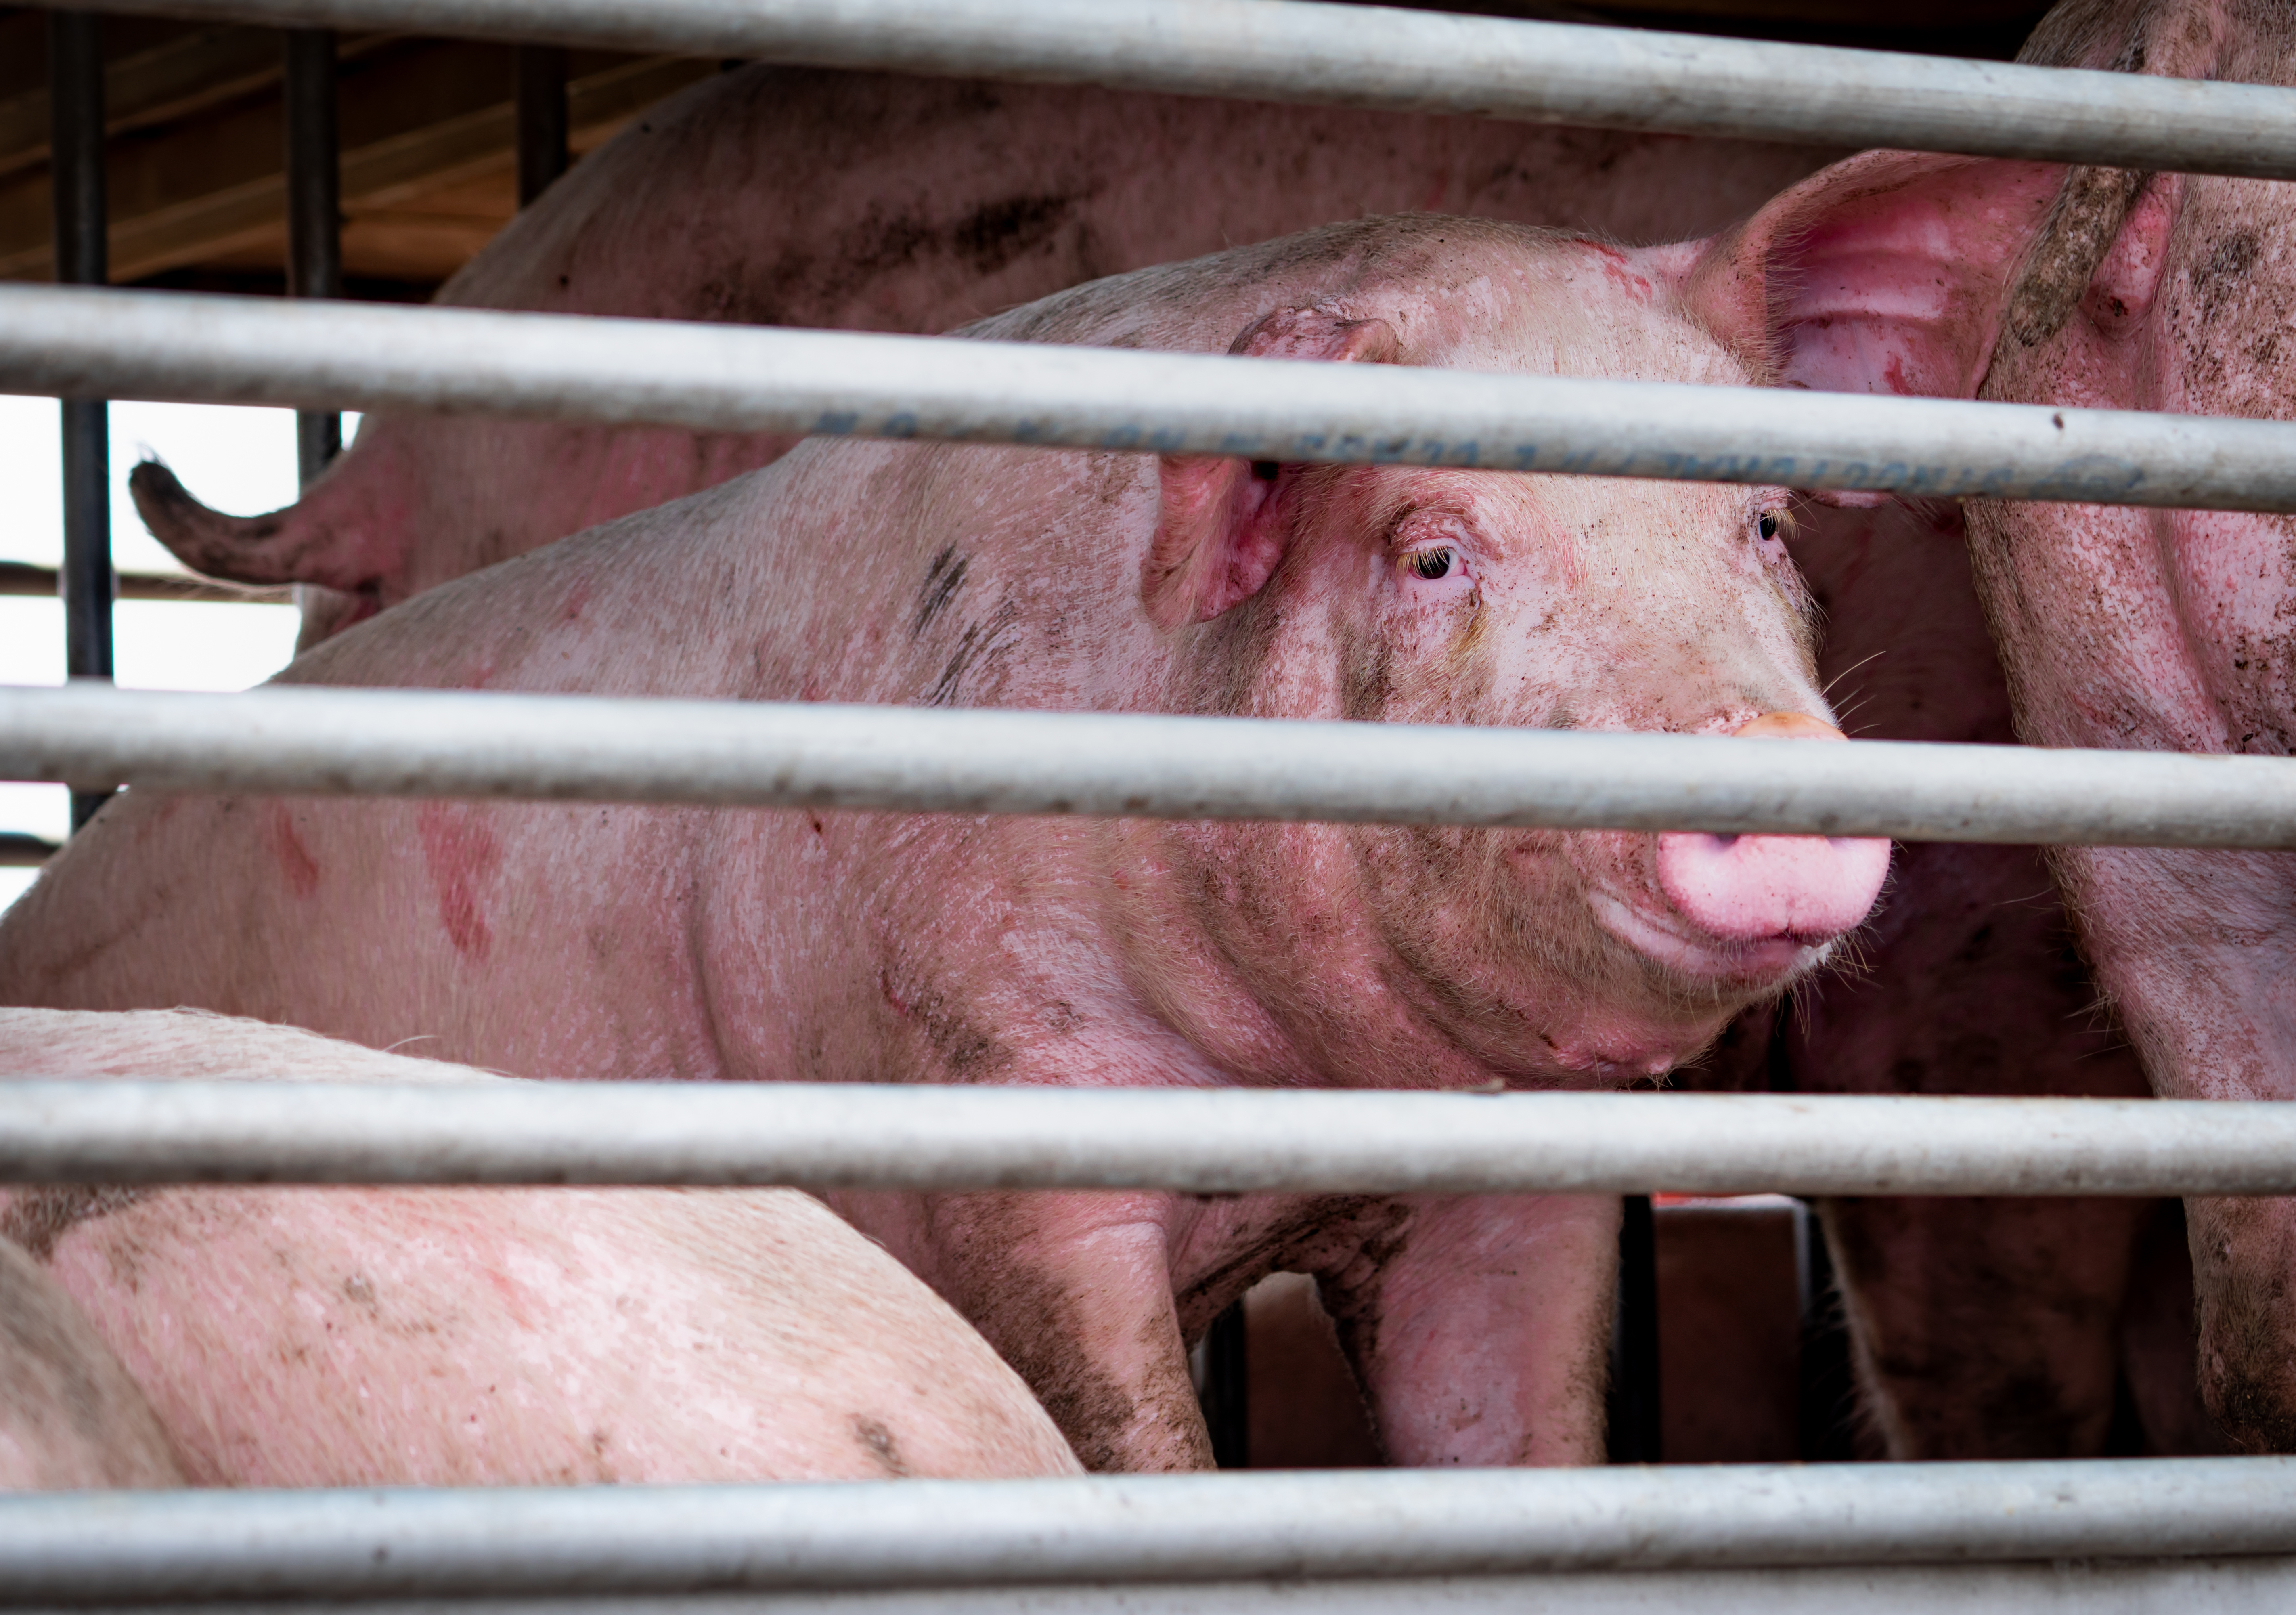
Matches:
[0,2,2049,302]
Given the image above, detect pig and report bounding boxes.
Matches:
[3,214,1895,1471]
[128,65,1841,648]
[0,1233,182,1489]
[0,1007,1082,1484]
[130,59,2189,1460]
[1942,0,2296,1451]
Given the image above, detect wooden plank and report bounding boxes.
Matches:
[0,37,710,286]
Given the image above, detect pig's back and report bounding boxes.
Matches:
[0,1008,1083,1485]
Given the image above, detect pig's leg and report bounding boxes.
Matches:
[2043,845,2296,1451]
[1320,1194,1617,1466]
[1794,840,2162,1458]
[1821,1195,2148,1457]
[900,1189,1213,1473]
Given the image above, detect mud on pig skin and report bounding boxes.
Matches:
[3,216,1890,1471]
[0,1009,1081,1485]
[0,1233,183,1489]
[128,64,1840,648]
[1950,0,2296,1452]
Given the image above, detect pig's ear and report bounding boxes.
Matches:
[1142,310,1399,631]
[1670,148,2068,407]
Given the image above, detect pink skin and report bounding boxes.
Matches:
[127,66,1839,647]
[3,217,1883,1472]
[0,1009,1081,1486]
[117,56,2161,1458]
[1952,0,2296,1452]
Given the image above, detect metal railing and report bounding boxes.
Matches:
[6,1461,2294,1600]
[8,2,2296,1604]
[6,1081,2296,1196]
[8,285,2296,511]
[7,684,2296,848]
[33,0,2296,178]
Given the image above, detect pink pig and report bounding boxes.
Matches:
[123,53,2202,1459]
[1944,0,2296,1452]
[5,216,1889,1470]
[0,1008,1082,1486]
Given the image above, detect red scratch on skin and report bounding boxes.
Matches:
[417,803,502,960]
[1881,352,1912,394]
[261,804,321,899]
[1582,241,1653,301]
[560,577,591,623]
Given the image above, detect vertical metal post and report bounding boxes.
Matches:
[514,46,568,208]
[283,28,340,486]
[49,10,113,833]
[1197,1302,1249,1469]
[1794,1198,1860,1461]
[1607,1194,1661,1462]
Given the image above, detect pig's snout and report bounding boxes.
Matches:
[1655,714,1889,946]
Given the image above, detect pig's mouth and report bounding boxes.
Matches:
[1588,888,1833,987]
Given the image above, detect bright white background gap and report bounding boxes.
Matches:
[0,397,358,915]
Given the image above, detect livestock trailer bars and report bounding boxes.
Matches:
[38,0,2296,179]
[10,6,2296,1613]
[10,1080,2296,1196]
[13,283,2296,512]
[8,1462,2296,1603]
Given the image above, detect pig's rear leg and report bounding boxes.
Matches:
[1795,841,2174,1457]
[1321,1194,1617,1466]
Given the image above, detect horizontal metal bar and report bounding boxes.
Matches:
[0,832,58,867]
[21,1560,2296,1615]
[7,684,2296,849]
[34,0,2296,180]
[3,1461,2292,1601]
[4,286,2296,512]
[6,1082,2296,1195]
[0,559,291,604]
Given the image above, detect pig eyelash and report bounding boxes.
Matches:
[1753,504,1797,545]
[1404,546,1462,581]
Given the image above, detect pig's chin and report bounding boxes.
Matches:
[1588,889,1833,992]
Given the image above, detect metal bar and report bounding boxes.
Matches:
[8,684,2296,850]
[6,288,2296,514]
[4,1461,2295,1600]
[513,43,568,207]
[29,0,2296,180]
[46,11,113,835]
[281,27,340,485]
[1608,1194,1660,1463]
[0,833,60,868]
[17,1561,2291,1615]
[0,560,290,602]
[1197,1302,1248,1469]
[9,1082,2296,1196]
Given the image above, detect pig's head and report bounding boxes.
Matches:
[1098,221,1880,1087]
[1109,171,2075,1087]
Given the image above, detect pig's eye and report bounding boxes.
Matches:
[1406,546,1459,581]
[1753,508,1794,545]
[1758,513,1779,540]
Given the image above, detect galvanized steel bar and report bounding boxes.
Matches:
[6,684,2296,850]
[282,27,342,484]
[513,43,569,207]
[3,1461,2294,1600]
[45,12,114,835]
[5,286,2296,513]
[6,1081,2296,1195]
[30,0,2296,180]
